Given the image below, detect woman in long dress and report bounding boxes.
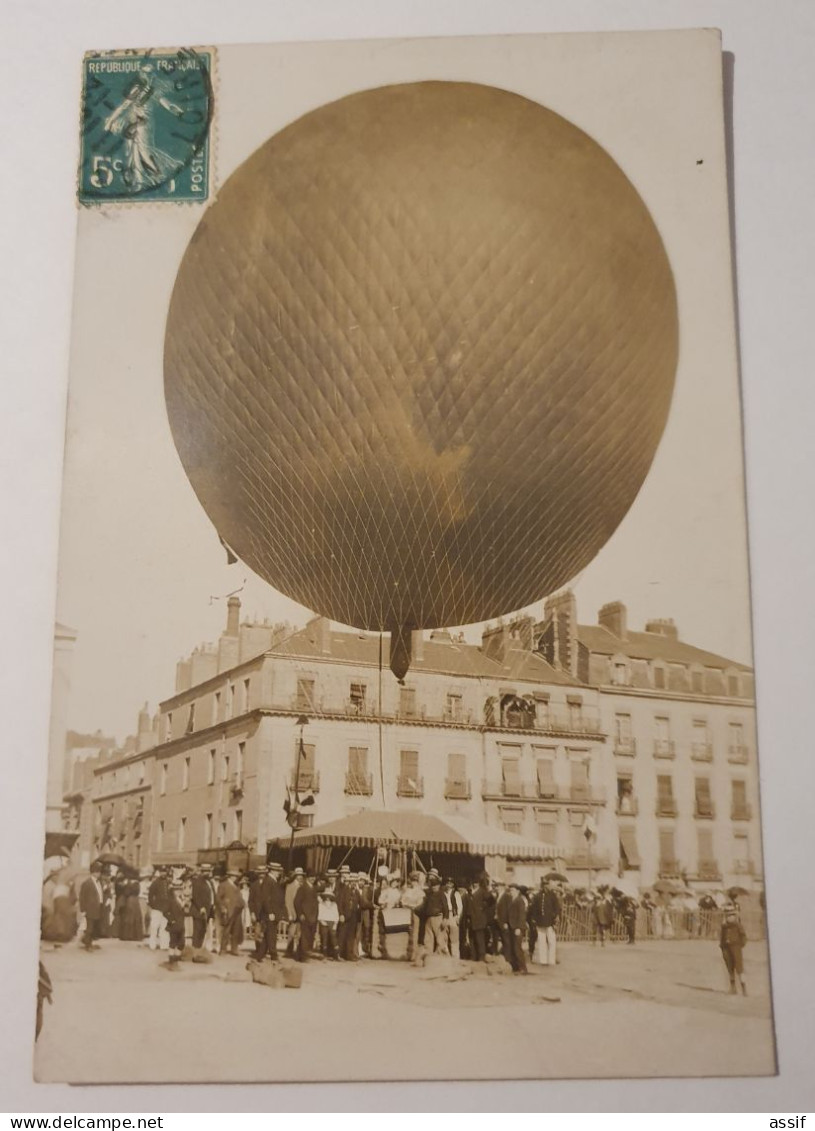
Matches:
[120,880,146,941]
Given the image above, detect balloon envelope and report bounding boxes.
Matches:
[165,81,678,633]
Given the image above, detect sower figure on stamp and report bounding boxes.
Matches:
[720,903,748,994]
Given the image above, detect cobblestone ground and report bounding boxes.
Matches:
[34,937,775,1084]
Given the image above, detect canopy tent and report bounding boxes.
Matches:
[269,809,558,861]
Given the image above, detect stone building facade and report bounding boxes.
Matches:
[73,592,762,893]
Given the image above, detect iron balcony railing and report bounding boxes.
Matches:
[732,859,755,875]
[653,740,675,759]
[289,769,321,794]
[613,737,637,756]
[696,858,721,880]
[481,780,606,804]
[615,795,639,816]
[396,775,424,798]
[658,859,682,877]
[444,779,472,800]
[730,802,752,820]
[727,744,749,764]
[564,851,611,869]
[691,742,714,762]
[694,801,716,819]
[344,771,373,796]
[656,799,678,817]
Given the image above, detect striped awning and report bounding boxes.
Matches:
[269,809,557,860]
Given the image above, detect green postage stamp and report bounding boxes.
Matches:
[78,48,213,204]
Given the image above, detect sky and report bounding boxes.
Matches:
[54,33,753,743]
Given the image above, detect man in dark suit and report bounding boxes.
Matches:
[294,873,319,961]
[469,875,495,961]
[147,867,170,951]
[79,864,104,951]
[336,865,360,961]
[216,870,244,955]
[264,862,286,961]
[190,865,215,950]
[495,881,514,960]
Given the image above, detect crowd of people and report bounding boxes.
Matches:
[42,859,750,992]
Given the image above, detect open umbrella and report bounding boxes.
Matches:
[92,853,138,877]
[727,885,749,899]
[543,871,569,883]
[652,878,679,894]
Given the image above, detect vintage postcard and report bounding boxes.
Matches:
[37,30,774,1083]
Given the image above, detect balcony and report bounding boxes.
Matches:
[289,769,321,794]
[653,740,675,759]
[658,859,682,878]
[694,801,716,819]
[730,802,752,821]
[443,707,473,725]
[732,858,755,875]
[614,737,637,756]
[728,744,749,764]
[444,779,472,800]
[697,858,722,880]
[691,742,714,762]
[481,781,606,805]
[344,771,373,796]
[655,799,678,817]
[396,775,424,798]
[615,795,639,816]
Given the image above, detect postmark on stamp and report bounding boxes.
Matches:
[79,48,213,205]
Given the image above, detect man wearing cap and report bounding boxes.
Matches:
[469,874,495,961]
[190,865,215,951]
[147,866,170,952]
[216,870,244,956]
[495,880,513,961]
[78,862,105,951]
[529,877,561,966]
[422,871,449,955]
[719,903,748,994]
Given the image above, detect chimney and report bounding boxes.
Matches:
[598,601,627,640]
[306,615,332,655]
[541,590,579,675]
[226,595,241,637]
[644,617,679,640]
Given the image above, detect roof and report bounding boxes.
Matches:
[270,809,558,860]
[270,625,577,685]
[576,624,752,672]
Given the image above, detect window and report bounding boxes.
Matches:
[399,749,421,795]
[234,809,243,842]
[186,702,196,734]
[612,661,629,686]
[165,713,173,742]
[656,774,675,814]
[653,665,666,689]
[228,684,236,717]
[569,758,590,801]
[697,827,715,871]
[692,719,712,759]
[138,762,146,785]
[293,742,316,790]
[617,774,635,814]
[399,686,417,717]
[501,808,523,837]
[501,756,521,797]
[349,682,367,714]
[157,820,165,852]
[346,747,370,794]
[727,674,740,697]
[221,753,230,783]
[619,826,641,869]
[183,756,190,791]
[691,669,704,694]
[160,762,168,795]
[536,811,558,846]
[732,831,750,871]
[536,757,556,798]
[569,812,588,856]
[658,828,676,872]
[614,713,632,742]
[568,700,584,729]
[731,779,749,819]
[296,678,315,711]
[203,812,213,849]
[208,748,216,785]
[243,678,251,712]
[654,716,673,757]
[237,741,245,783]
[446,752,468,797]
[213,691,221,725]
[695,776,713,817]
[178,816,187,851]
[446,692,463,721]
[218,821,227,848]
